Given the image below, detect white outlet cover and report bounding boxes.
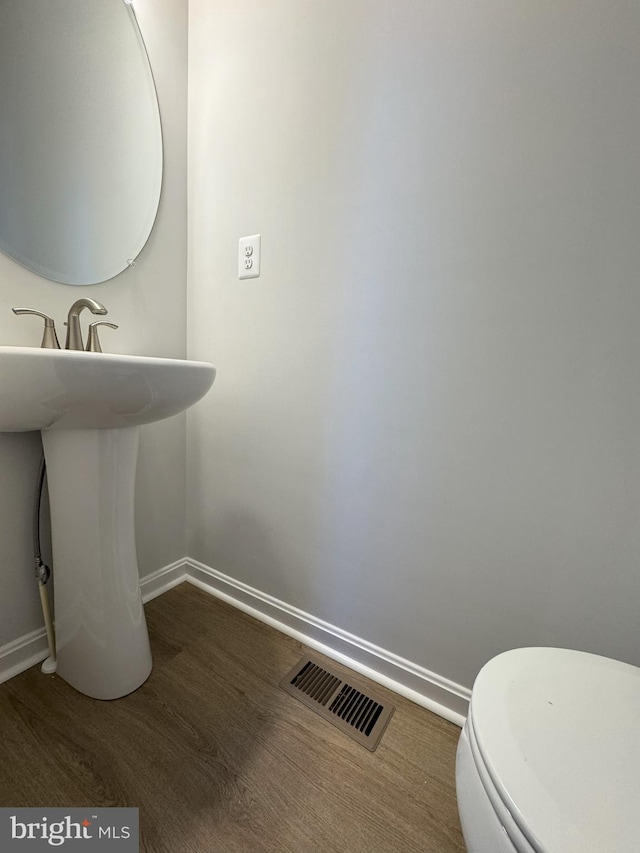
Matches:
[239,234,261,279]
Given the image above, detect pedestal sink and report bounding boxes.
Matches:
[0,346,215,699]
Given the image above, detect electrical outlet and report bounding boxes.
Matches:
[239,235,260,279]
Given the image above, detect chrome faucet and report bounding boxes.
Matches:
[65,298,107,351]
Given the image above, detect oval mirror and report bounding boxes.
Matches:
[0,0,163,285]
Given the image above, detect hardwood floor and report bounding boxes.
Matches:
[0,583,466,852]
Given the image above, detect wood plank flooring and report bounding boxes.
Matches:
[0,583,466,853]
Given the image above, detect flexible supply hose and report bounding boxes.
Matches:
[33,453,56,670]
[33,454,46,562]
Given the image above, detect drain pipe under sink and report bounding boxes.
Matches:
[33,452,57,674]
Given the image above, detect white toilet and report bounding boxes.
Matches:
[456,646,640,852]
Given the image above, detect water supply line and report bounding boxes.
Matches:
[33,452,57,674]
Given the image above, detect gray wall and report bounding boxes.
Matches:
[187,0,640,690]
[0,0,188,647]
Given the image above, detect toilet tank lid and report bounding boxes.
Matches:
[470,647,640,853]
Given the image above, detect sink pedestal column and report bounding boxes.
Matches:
[41,425,152,700]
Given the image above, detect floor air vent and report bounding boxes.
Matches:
[279,656,394,751]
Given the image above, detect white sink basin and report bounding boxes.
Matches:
[0,345,215,430]
[0,345,216,700]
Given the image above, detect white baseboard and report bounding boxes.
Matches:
[140,558,188,603]
[184,558,470,726]
[1,557,470,727]
[0,627,50,685]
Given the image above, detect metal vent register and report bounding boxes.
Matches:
[279,656,394,751]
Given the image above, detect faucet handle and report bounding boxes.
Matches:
[12,308,61,349]
[86,322,118,353]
